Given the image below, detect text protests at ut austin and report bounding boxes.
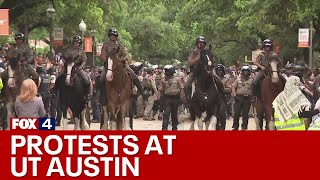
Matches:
[1,131,320,179]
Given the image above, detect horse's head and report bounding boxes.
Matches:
[64,55,78,85]
[265,54,281,83]
[106,45,126,81]
[7,54,23,88]
[194,45,214,76]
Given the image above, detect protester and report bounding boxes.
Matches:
[15,79,46,117]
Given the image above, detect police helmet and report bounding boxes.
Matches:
[72,35,83,44]
[262,39,273,47]
[15,32,25,40]
[152,65,159,69]
[164,65,175,75]
[285,63,294,70]
[108,28,118,37]
[196,36,206,46]
[215,64,225,74]
[241,65,251,75]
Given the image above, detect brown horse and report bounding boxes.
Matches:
[255,56,285,130]
[102,46,132,130]
[0,55,28,130]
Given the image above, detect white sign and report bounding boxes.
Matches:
[96,43,103,56]
[298,28,309,48]
[53,27,63,41]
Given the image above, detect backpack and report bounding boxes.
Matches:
[141,77,152,89]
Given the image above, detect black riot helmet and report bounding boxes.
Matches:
[164,65,175,75]
[241,65,252,76]
[215,64,225,74]
[196,36,206,46]
[15,32,25,40]
[108,28,119,37]
[262,39,273,48]
[72,35,83,44]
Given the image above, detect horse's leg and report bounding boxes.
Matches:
[109,106,117,130]
[80,108,90,130]
[255,101,264,130]
[74,113,81,130]
[5,101,14,130]
[61,109,69,130]
[101,106,109,130]
[265,106,275,130]
[116,108,124,130]
[197,112,206,130]
[189,108,196,130]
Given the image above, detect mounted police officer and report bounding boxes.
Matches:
[252,39,279,99]
[184,36,224,103]
[100,28,146,99]
[60,35,91,102]
[37,66,50,114]
[160,65,183,130]
[4,32,39,85]
[232,65,253,130]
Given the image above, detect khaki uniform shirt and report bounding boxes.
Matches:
[232,77,253,96]
[255,50,278,67]
[160,76,182,96]
[62,46,87,67]
[7,43,33,63]
[101,40,128,62]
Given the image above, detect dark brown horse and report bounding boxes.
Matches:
[0,55,28,130]
[255,56,285,130]
[102,46,132,130]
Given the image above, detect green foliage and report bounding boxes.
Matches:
[2,0,320,66]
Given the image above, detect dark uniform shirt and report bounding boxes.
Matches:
[39,74,50,96]
[62,46,87,67]
[7,43,33,63]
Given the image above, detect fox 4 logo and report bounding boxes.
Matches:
[11,118,56,130]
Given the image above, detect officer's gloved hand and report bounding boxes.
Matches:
[298,106,310,118]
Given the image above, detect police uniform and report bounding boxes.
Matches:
[38,72,50,113]
[60,45,91,101]
[4,44,39,84]
[218,76,231,129]
[252,50,278,96]
[160,75,182,130]
[153,72,165,120]
[185,47,200,88]
[6,43,34,64]
[100,39,146,98]
[232,76,253,130]
[142,74,158,120]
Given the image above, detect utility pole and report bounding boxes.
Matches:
[309,20,313,69]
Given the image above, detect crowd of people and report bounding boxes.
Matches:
[0,30,320,130]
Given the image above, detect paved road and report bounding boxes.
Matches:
[56,114,259,130]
